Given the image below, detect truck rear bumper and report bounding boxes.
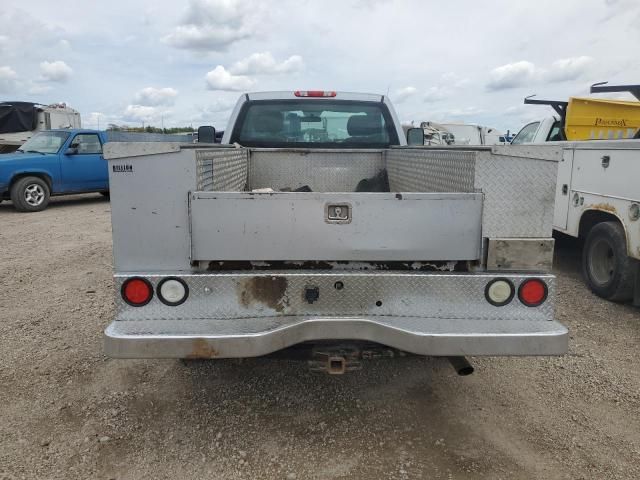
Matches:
[105,271,567,358]
[104,316,568,358]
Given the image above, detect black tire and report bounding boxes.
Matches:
[582,221,634,301]
[10,176,50,212]
[100,191,110,199]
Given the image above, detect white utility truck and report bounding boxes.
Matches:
[103,90,567,374]
[513,83,640,305]
[0,101,81,153]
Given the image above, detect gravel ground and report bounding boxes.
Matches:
[1,194,639,480]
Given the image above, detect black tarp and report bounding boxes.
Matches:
[0,102,38,134]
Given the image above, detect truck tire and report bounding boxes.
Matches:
[10,176,50,212]
[582,221,634,301]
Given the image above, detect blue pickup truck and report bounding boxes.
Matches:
[0,129,109,212]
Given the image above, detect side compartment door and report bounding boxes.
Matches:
[553,148,573,230]
[60,133,107,191]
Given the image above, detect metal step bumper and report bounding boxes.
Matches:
[104,316,568,358]
[105,271,567,358]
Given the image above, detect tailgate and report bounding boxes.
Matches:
[189,192,482,261]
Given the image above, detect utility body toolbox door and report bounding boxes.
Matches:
[189,191,482,261]
[553,148,574,230]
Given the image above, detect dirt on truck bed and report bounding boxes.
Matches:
[0,194,639,480]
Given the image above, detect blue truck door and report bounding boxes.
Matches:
[60,133,108,191]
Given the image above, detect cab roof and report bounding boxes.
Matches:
[246,91,385,102]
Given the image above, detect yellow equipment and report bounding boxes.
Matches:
[565,96,640,140]
[524,82,640,141]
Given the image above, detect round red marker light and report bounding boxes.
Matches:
[121,277,153,306]
[518,279,548,307]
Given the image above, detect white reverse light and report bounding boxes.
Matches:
[485,279,514,306]
[158,278,189,306]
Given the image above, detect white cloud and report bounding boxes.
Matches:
[0,65,18,92]
[205,65,254,91]
[0,10,65,57]
[40,60,72,82]
[0,66,18,79]
[201,98,238,113]
[441,72,470,88]
[28,83,52,95]
[392,86,417,103]
[229,52,304,75]
[85,112,105,128]
[546,56,594,82]
[397,73,468,105]
[448,106,484,117]
[164,0,251,51]
[486,61,537,91]
[423,86,448,103]
[123,105,160,122]
[134,87,178,106]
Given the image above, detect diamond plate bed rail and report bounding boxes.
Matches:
[196,148,248,191]
[385,148,476,193]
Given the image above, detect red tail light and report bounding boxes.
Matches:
[294,90,337,97]
[518,279,548,307]
[121,277,153,307]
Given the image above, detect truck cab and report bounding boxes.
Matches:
[511,116,563,144]
[0,129,108,211]
[221,90,406,147]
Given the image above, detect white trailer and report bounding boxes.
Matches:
[0,102,81,153]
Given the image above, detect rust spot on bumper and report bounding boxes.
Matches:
[185,338,218,359]
[239,276,288,313]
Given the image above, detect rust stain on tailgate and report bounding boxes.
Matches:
[186,338,218,359]
[239,276,289,313]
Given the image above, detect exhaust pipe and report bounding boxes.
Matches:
[447,356,474,376]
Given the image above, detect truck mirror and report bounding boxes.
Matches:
[197,126,216,143]
[406,128,424,146]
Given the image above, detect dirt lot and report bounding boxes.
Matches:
[1,194,639,480]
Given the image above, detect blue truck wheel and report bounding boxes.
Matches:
[10,176,51,212]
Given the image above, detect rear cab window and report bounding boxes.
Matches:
[546,121,563,141]
[230,100,400,148]
[511,121,540,144]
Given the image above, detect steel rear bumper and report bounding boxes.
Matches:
[104,316,568,358]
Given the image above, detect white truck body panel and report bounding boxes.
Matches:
[553,141,640,260]
[514,116,640,261]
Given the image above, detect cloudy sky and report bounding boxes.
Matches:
[1,0,639,133]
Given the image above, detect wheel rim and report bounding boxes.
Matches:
[588,238,616,286]
[24,184,45,206]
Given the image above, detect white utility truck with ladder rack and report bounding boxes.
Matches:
[103,90,567,374]
[513,82,640,305]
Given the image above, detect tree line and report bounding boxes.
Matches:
[107,124,195,134]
